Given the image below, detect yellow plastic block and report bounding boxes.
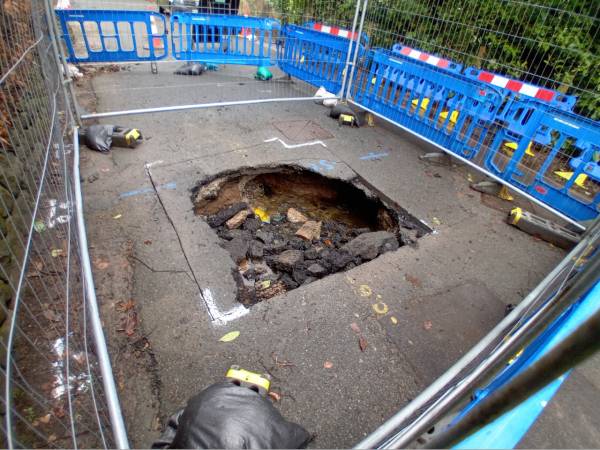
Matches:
[554,171,588,188]
[411,98,458,124]
[253,207,270,223]
[504,141,535,157]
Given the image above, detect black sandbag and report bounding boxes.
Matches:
[81,124,113,153]
[174,62,205,76]
[152,382,310,449]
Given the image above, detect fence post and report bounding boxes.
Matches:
[344,0,369,100]
[339,0,361,100]
[43,0,82,125]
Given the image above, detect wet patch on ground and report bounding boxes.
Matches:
[193,166,428,305]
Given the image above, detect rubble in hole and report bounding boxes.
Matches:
[193,167,424,304]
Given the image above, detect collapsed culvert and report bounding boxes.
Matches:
[192,166,427,305]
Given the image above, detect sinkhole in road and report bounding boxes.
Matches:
[193,166,428,304]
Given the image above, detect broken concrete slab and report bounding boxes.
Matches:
[296,220,322,241]
[207,202,249,228]
[225,209,250,229]
[287,207,308,223]
[273,249,304,272]
[342,231,399,261]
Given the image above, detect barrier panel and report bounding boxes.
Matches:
[352,49,504,160]
[277,23,366,94]
[464,67,577,112]
[391,44,463,74]
[484,103,600,221]
[170,13,280,66]
[56,9,168,63]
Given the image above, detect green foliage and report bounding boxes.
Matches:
[270,0,600,119]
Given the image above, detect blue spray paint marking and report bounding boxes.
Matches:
[308,160,337,173]
[119,181,176,199]
[360,151,389,161]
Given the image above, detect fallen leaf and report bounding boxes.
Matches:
[423,320,433,330]
[100,168,110,173]
[432,217,442,226]
[405,274,422,288]
[358,284,372,297]
[390,316,398,325]
[116,299,136,312]
[43,309,60,322]
[48,434,57,443]
[152,415,162,431]
[219,331,240,342]
[38,414,51,424]
[323,239,333,247]
[93,257,110,270]
[269,391,282,402]
[144,240,152,245]
[34,220,46,233]
[258,280,271,290]
[350,322,361,334]
[467,173,474,182]
[113,214,122,219]
[323,360,333,369]
[117,312,137,336]
[51,249,64,258]
[372,302,389,315]
[53,406,66,419]
[358,336,368,352]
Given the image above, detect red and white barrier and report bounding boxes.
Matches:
[150,15,164,50]
[312,23,359,41]
[476,71,555,102]
[397,45,451,69]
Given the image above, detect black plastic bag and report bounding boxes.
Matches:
[174,63,205,76]
[81,124,113,153]
[152,382,311,449]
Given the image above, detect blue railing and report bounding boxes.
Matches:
[56,9,168,63]
[170,13,280,66]
[277,23,367,94]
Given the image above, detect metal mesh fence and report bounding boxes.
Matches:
[354,0,599,119]
[1,0,124,448]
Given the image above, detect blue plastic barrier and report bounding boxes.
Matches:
[352,49,505,160]
[391,44,463,74]
[484,103,600,221]
[56,9,168,63]
[170,13,280,66]
[277,23,366,94]
[464,67,577,112]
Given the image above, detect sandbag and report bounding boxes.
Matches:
[174,63,205,76]
[152,382,310,449]
[81,124,113,153]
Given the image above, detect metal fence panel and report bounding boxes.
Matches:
[1,1,127,448]
[278,22,365,93]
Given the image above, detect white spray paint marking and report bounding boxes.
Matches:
[145,160,164,169]
[201,288,249,326]
[264,137,328,149]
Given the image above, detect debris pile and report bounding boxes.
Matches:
[194,168,423,305]
[208,204,401,304]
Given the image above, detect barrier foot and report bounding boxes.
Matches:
[151,62,158,75]
[419,151,451,165]
[255,66,273,81]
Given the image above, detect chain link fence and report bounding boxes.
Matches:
[1,0,125,448]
